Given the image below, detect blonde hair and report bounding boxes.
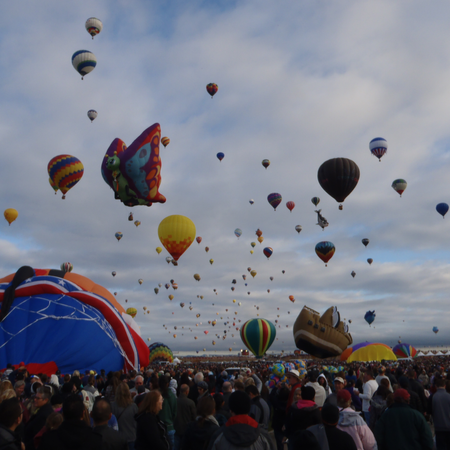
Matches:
[114,382,133,408]
[0,389,16,403]
[0,380,13,396]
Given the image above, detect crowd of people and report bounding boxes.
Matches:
[1,356,450,450]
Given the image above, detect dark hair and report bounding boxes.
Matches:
[245,385,259,397]
[228,390,251,415]
[138,391,161,415]
[213,393,224,411]
[301,386,315,401]
[63,395,85,420]
[197,395,215,422]
[91,399,112,423]
[159,375,169,396]
[0,397,22,428]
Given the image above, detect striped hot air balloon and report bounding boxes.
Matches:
[72,50,97,79]
[240,318,276,358]
[47,155,84,199]
[85,17,103,39]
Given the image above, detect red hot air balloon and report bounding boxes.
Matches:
[206,83,218,98]
[196,237,202,244]
[286,201,295,212]
[267,193,282,211]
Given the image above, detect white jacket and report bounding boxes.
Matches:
[359,380,378,413]
[338,407,378,450]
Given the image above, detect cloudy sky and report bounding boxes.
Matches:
[2,0,450,355]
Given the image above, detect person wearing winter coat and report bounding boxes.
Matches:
[337,390,377,450]
[0,397,23,450]
[284,386,321,438]
[159,375,178,449]
[135,390,169,450]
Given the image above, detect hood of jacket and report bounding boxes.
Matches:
[296,399,317,410]
[223,415,260,447]
[338,407,365,427]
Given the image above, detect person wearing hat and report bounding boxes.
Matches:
[336,389,377,450]
[207,390,274,450]
[374,388,433,450]
[306,369,326,407]
[324,377,346,407]
[285,370,302,411]
[306,403,357,450]
[197,381,209,404]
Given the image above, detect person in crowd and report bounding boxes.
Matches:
[0,397,24,450]
[398,376,423,414]
[324,376,345,406]
[83,375,99,396]
[159,375,177,450]
[130,376,149,398]
[32,412,63,449]
[305,369,326,408]
[318,374,332,396]
[207,390,274,450]
[221,382,232,412]
[37,395,102,450]
[285,385,321,438]
[188,373,204,405]
[358,369,378,424]
[269,384,290,450]
[374,388,433,450]
[344,379,362,411]
[286,370,302,410]
[14,382,25,401]
[182,396,220,450]
[407,369,428,416]
[245,385,270,429]
[375,367,392,392]
[431,377,450,450]
[174,384,196,450]
[92,398,128,450]
[196,381,209,403]
[368,385,389,431]
[135,390,169,450]
[111,382,138,450]
[336,389,377,450]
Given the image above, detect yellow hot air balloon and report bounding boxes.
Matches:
[250,250,254,254]
[250,270,257,278]
[156,247,162,255]
[257,236,264,244]
[4,209,18,226]
[169,294,174,300]
[194,274,201,281]
[126,307,137,318]
[209,259,214,265]
[158,215,196,261]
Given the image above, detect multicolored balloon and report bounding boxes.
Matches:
[115,232,123,242]
[240,318,276,358]
[158,215,196,262]
[72,50,97,79]
[267,193,282,211]
[315,241,335,266]
[263,247,273,259]
[392,179,407,197]
[60,262,73,273]
[206,83,218,98]
[126,307,137,318]
[85,17,103,39]
[101,123,166,207]
[262,159,270,169]
[87,110,97,122]
[369,137,388,161]
[392,343,417,358]
[161,137,170,147]
[148,342,173,363]
[48,155,84,199]
[311,197,320,207]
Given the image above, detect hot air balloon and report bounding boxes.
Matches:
[168,295,174,301]
[205,247,210,253]
[115,232,123,242]
[165,257,172,264]
[267,193,282,211]
[240,318,276,358]
[172,283,178,290]
[286,201,295,212]
[295,225,302,234]
[257,236,264,244]
[158,215,196,261]
[217,152,225,162]
[126,307,137,318]
[196,237,202,244]
[138,279,143,285]
[249,199,254,205]
[154,288,159,294]
[85,17,103,39]
[60,263,73,273]
[242,275,247,280]
[4,209,18,226]
[234,228,242,239]
[269,276,273,281]
[364,311,376,325]
[72,50,97,79]
[48,155,84,199]
[209,259,214,265]
[436,203,449,218]
[161,137,170,147]
[112,271,116,277]
[392,179,407,197]
[134,221,141,227]
[433,326,439,334]
[369,137,388,161]
[362,238,369,247]
[263,247,273,259]
[351,271,356,278]
[262,159,270,169]
[282,270,285,274]
[367,258,373,265]
[315,241,335,266]
[128,213,134,221]
[311,197,320,207]
[206,83,218,98]
[317,158,360,209]
[148,342,173,364]
[155,247,162,255]
[87,110,97,122]
[392,343,417,358]
[101,123,166,207]
[194,274,201,281]
[289,295,295,303]
[250,242,256,248]
[250,270,257,278]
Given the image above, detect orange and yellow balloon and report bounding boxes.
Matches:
[158,215,196,261]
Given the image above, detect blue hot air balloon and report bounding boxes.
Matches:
[436,203,449,218]
[217,152,224,162]
[433,326,439,334]
[364,310,376,326]
[263,247,273,259]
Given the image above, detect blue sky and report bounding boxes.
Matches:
[2,0,450,355]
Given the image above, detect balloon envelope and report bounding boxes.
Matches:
[87,110,97,122]
[72,50,97,78]
[341,342,396,362]
[436,203,449,218]
[267,193,282,211]
[158,215,196,261]
[392,179,407,196]
[364,310,376,325]
[148,342,173,363]
[315,241,335,265]
[206,83,218,97]
[240,318,276,358]
[392,343,417,358]
[85,17,103,38]
[369,137,388,161]
[48,155,84,199]
[263,247,273,259]
[217,152,224,162]
[4,209,18,226]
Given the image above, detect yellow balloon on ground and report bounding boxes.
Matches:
[156,247,162,254]
[126,307,137,318]
[4,209,18,226]
[158,215,196,261]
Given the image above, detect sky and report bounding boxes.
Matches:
[1,0,450,356]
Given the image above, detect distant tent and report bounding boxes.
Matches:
[173,357,181,364]
[436,351,444,356]
[416,351,425,357]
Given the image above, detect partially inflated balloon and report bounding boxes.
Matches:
[267,193,282,211]
[315,241,335,266]
[436,203,449,218]
[85,17,103,39]
[4,209,18,226]
[206,83,218,98]
[240,318,276,358]
[101,123,166,207]
[158,215,196,261]
[369,137,387,161]
[72,50,97,79]
[48,155,84,199]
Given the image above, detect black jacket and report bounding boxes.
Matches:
[93,424,128,450]
[285,403,322,437]
[24,402,54,450]
[182,419,220,450]
[0,425,22,450]
[135,412,169,450]
[37,420,102,450]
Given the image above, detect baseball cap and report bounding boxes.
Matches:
[287,370,300,380]
[334,377,345,384]
[336,389,351,402]
[394,388,410,401]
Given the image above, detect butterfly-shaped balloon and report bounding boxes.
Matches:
[101,123,166,207]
